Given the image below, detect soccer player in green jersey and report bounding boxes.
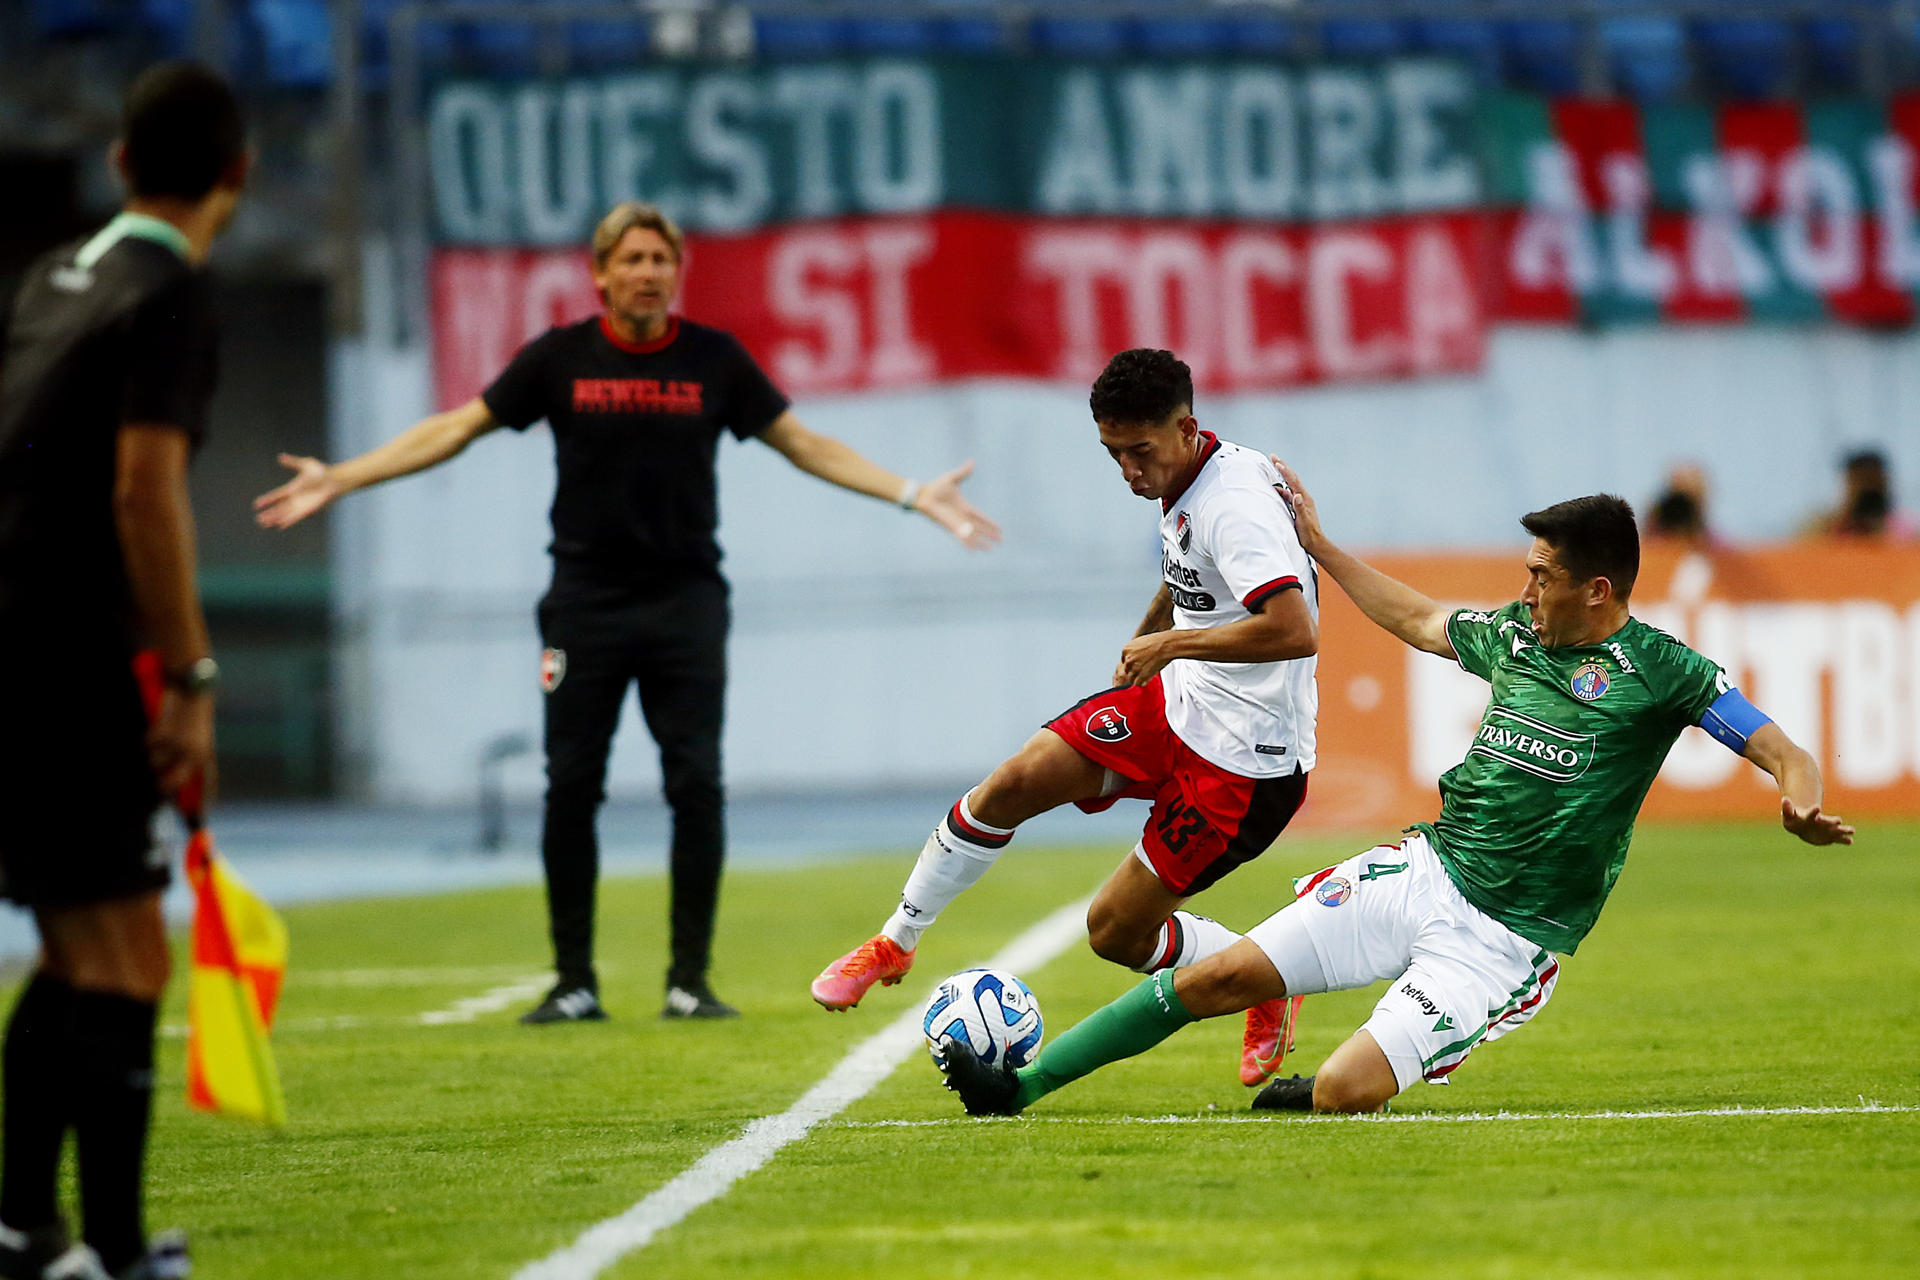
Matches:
[939,463,1854,1118]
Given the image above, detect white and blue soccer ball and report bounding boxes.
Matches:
[922,967,1044,1069]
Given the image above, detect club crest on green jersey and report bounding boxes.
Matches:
[1570,662,1610,702]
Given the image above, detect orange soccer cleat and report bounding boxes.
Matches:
[810,935,915,1011]
[1240,994,1304,1086]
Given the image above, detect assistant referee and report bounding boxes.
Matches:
[256,201,998,1024]
[0,62,244,1278]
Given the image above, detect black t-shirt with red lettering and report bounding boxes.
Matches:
[482,315,789,582]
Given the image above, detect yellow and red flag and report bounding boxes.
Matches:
[133,651,288,1125]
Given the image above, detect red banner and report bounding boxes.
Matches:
[429,209,1488,408]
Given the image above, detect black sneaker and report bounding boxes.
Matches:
[1250,1073,1317,1112]
[519,984,608,1025]
[0,1219,68,1280]
[935,1035,1022,1117]
[660,980,739,1020]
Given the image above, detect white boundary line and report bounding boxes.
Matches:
[418,974,552,1026]
[835,1101,1919,1128]
[510,895,1095,1280]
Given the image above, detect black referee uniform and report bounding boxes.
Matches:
[480,313,789,1011]
[0,213,216,903]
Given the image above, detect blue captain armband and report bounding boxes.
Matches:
[1699,687,1772,753]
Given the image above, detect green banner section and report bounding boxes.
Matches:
[427,56,1484,244]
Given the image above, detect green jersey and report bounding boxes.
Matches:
[1416,602,1728,954]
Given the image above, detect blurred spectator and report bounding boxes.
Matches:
[1803,449,1918,540]
[1647,461,1721,548]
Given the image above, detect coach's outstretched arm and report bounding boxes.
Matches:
[1272,459,1454,659]
[253,397,501,529]
[1740,722,1855,846]
[758,412,1000,551]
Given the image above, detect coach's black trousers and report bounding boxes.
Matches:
[537,570,729,993]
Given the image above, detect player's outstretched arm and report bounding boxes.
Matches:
[253,397,500,530]
[1741,722,1855,846]
[1270,457,1454,659]
[758,412,1000,550]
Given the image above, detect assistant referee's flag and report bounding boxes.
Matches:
[133,652,289,1126]
[183,824,287,1125]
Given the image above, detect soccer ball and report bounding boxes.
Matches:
[922,967,1044,1069]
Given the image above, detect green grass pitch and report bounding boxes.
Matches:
[25,819,1920,1278]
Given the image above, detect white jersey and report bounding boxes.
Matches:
[1157,433,1318,777]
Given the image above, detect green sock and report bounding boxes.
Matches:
[1013,969,1196,1111]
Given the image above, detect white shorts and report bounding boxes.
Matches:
[1245,832,1560,1091]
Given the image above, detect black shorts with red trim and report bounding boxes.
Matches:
[1044,675,1308,896]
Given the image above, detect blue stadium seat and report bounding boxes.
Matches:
[1805,18,1863,93]
[1693,18,1792,100]
[137,0,194,56]
[1409,17,1504,87]
[1603,16,1689,103]
[29,0,116,39]
[1219,16,1299,57]
[847,18,939,55]
[565,20,651,72]
[935,17,1006,55]
[252,0,332,90]
[754,16,850,60]
[1030,16,1128,59]
[1131,18,1228,57]
[1321,19,1407,61]
[1500,19,1583,97]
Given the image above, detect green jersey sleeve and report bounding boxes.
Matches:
[1644,627,1730,728]
[1445,602,1528,682]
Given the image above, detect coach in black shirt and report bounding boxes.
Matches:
[257,201,998,1023]
[0,63,241,1278]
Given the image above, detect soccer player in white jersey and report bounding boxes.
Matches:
[811,348,1321,1086]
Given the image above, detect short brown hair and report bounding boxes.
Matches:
[592,202,683,267]
[1520,495,1640,599]
[122,61,244,200]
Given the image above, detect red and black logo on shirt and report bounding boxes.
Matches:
[571,378,704,415]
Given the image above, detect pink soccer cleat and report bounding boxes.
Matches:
[1240,994,1304,1086]
[810,935,915,1011]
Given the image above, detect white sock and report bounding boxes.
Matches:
[1133,910,1243,973]
[881,793,1014,950]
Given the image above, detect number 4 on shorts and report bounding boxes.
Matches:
[1359,860,1408,882]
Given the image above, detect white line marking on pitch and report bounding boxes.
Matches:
[417,974,552,1025]
[510,896,1094,1280]
[836,1102,1920,1128]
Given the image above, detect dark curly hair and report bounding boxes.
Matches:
[1089,349,1193,427]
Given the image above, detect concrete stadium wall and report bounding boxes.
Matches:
[329,314,1920,804]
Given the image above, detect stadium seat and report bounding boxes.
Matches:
[252,0,332,90]
[1409,18,1505,87]
[137,0,194,57]
[565,20,651,71]
[934,16,1006,55]
[1805,18,1864,93]
[1693,18,1793,99]
[1131,17,1229,57]
[1320,18,1407,61]
[1030,16,1128,58]
[1500,18,1584,97]
[754,15,850,59]
[847,18,939,55]
[29,0,115,39]
[1602,16,1689,103]
[1219,16,1300,57]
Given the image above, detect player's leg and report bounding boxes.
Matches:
[632,575,734,1018]
[813,729,1108,1011]
[34,895,171,1275]
[527,594,630,1021]
[942,935,1288,1116]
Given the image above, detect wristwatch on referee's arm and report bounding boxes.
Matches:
[164,656,220,696]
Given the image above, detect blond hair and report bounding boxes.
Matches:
[592,201,684,267]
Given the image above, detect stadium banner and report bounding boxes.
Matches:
[429,210,1487,403]
[1485,96,1920,326]
[1306,544,1920,834]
